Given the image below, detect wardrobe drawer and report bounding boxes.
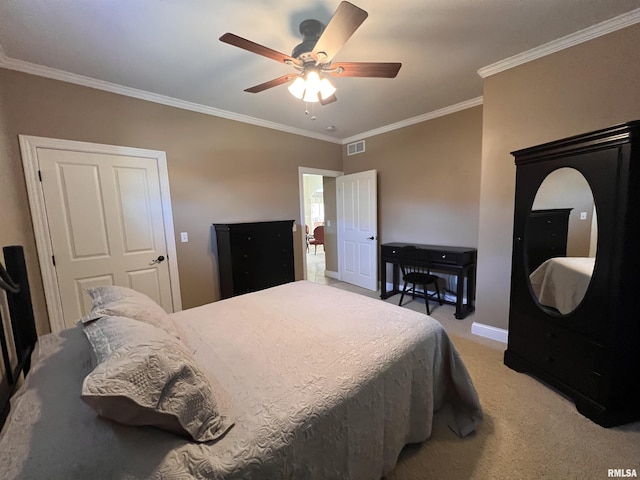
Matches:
[511,320,604,401]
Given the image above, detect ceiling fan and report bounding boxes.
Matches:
[219,1,402,105]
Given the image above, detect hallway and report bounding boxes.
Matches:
[306,249,329,285]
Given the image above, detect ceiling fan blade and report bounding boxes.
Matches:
[312,1,368,64]
[329,62,402,78]
[244,74,297,93]
[320,93,337,106]
[220,33,300,66]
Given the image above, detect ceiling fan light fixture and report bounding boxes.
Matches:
[287,77,306,99]
[290,70,336,103]
[319,77,336,99]
[302,70,322,102]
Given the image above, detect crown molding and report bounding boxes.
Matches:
[478,8,640,78]
[341,96,484,145]
[0,50,342,144]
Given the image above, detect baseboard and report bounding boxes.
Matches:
[325,270,340,280]
[471,322,509,344]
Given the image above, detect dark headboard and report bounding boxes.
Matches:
[0,246,38,428]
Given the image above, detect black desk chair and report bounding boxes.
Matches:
[398,246,443,315]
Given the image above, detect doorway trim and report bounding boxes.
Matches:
[19,135,182,332]
[298,167,343,280]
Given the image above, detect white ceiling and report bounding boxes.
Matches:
[1,1,640,143]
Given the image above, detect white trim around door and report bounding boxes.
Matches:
[19,135,182,332]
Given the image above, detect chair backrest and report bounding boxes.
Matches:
[312,226,325,243]
[398,245,431,276]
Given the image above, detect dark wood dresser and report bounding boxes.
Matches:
[526,208,572,273]
[505,121,640,427]
[213,220,295,299]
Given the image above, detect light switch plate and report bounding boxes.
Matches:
[180,232,188,242]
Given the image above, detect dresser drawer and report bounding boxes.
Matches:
[381,245,401,258]
[510,320,604,401]
[428,250,467,265]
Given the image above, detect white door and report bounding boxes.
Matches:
[20,136,181,332]
[337,169,378,290]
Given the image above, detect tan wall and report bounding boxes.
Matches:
[475,23,640,330]
[342,107,483,249]
[0,68,342,334]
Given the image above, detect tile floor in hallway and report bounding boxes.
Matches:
[305,248,330,285]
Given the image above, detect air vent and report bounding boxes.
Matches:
[347,140,366,156]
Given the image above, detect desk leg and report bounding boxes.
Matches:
[392,263,399,294]
[380,259,388,299]
[454,264,475,319]
[455,269,465,319]
[380,260,401,299]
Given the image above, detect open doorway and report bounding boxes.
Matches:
[298,167,342,284]
[303,174,326,283]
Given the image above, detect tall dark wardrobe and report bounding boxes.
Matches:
[504,121,640,427]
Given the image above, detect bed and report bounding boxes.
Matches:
[0,246,482,480]
[529,256,595,314]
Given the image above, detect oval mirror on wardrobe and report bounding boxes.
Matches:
[525,167,597,315]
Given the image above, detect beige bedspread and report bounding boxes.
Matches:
[0,281,482,479]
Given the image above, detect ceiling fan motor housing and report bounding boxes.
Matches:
[292,19,325,61]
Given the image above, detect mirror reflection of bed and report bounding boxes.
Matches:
[526,167,597,315]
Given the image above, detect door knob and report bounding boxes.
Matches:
[149,255,165,265]
[367,236,375,240]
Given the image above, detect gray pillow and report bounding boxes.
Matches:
[82,285,180,339]
[81,316,234,442]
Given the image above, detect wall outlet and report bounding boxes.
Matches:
[180,232,188,242]
[580,212,587,220]
[326,220,331,227]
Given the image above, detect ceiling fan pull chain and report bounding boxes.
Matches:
[304,102,317,120]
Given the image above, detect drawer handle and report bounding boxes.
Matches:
[391,250,396,254]
[441,254,446,259]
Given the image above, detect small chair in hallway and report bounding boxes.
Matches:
[398,245,443,315]
[308,226,325,254]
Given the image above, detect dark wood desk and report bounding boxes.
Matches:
[380,242,477,319]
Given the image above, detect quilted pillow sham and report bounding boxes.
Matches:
[81,315,234,442]
[81,285,180,339]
